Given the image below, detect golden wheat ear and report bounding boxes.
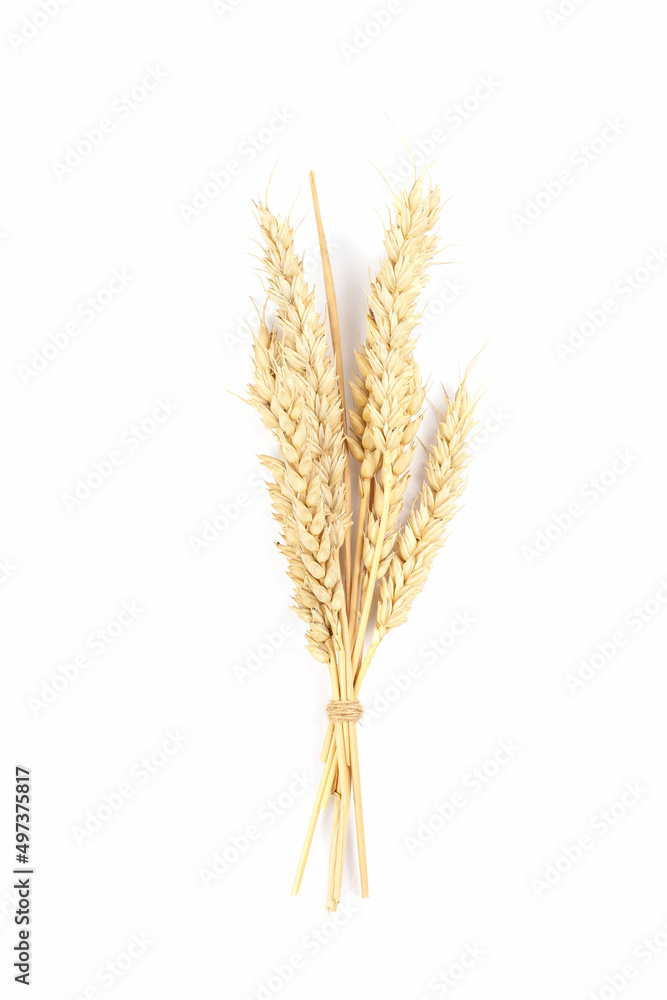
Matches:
[348,174,442,669]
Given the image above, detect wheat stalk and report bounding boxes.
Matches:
[356,377,476,689]
[309,172,354,610]
[347,178,441,671]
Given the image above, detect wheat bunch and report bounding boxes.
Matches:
[244,169,478,909]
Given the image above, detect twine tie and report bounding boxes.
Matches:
[326,699,363,724]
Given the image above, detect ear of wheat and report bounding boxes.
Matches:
[246,169,477,909]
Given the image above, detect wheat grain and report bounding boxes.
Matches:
[247,307,282,433]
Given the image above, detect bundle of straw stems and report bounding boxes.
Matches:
[247,169,477,909]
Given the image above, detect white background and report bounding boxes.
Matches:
[1,1,666,998]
